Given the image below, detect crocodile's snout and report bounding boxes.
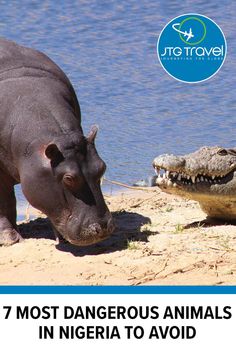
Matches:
[153,154,186,172]
[152,146,236,221]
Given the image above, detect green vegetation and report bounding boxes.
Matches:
[174,223,184,233]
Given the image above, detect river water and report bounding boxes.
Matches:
[0,0,235,218]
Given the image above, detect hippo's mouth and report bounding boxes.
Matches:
[52,208,115,247]
[67,222,113,246]
[153,166,235,189]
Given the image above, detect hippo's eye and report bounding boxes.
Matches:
[63,174,76,187]
[217,148,228,156]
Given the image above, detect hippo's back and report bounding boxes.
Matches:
[0,38,70,86]
[0,38,81,178]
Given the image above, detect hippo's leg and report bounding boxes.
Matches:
[0,177,22,246]
[52,225,69,244]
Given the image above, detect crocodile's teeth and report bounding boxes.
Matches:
[156,177,163,184]
[191,176,196,183]
[212,175,215,179]
[155,168,159,176]
[200,176,204,182]
[166,170,169,178]
[196,177,200,182]
[163,172,166,179]
[177,174,182,181]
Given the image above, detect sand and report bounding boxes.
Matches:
[0,187,236,285]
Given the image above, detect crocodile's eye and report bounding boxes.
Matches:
[217,148,228,156]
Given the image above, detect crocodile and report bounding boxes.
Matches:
[152,146,236,221]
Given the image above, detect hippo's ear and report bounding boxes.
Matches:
[45,143,64,165]
[87,125,99,144]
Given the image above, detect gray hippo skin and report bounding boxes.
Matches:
[0,38,114,246]
[153,146,236,221]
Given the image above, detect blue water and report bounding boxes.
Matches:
[0,0,235,218]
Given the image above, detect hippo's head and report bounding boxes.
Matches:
[21,126,115,246]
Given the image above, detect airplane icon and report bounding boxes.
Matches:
[172,23,194,41]
[184,27,194,41]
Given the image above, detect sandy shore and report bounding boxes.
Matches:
[0,187,236,285]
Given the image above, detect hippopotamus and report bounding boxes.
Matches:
[0,38,114,246]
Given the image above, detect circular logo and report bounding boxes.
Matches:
[157,13,227,83]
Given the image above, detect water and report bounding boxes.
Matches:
[0,0,235,218]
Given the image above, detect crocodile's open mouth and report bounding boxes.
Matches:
[153,167,234,188]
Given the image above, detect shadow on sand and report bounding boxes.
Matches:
[18,210,156,256]
[184,216,234,229]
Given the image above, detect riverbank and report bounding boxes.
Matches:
[0,188,236,285]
